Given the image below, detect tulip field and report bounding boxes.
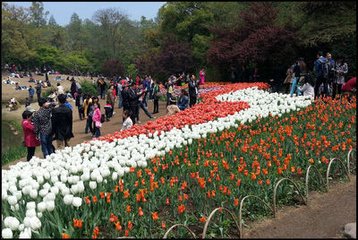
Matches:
[2,82,356,238]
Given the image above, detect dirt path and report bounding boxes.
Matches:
[243,175,356,238]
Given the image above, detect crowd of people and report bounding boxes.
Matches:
[20,68,206,161]
[283,52,356,99]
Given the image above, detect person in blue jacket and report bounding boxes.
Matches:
[177,89,189,111]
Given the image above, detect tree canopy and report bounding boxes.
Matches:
[2,2,356,81]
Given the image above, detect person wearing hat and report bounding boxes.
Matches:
[22,110,40,161]
[51,94,74,149]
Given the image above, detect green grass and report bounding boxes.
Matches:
[1,120,27,166]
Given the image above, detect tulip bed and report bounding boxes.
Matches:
[2,82,356,239]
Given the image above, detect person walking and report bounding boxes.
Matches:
[32,97,54,158]
[152,80,160,114]
[22,110,40,161]
[52,94,74,149]
[92,103,102,138]
[188,74,199,107]
[28,85,35,103]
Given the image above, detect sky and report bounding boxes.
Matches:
[7,2,166,26]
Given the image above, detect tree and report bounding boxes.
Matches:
[48,15,57,26]
[67,13,84,52]
[93,8,127,59]
[101,59,125,77]
[29,2,49,27]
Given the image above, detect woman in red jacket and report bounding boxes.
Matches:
[22,110,40,161]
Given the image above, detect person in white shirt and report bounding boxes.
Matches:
[298,74,315,99]
[121,110,133,131]
[57,82,65,94]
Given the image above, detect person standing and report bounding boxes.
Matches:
[117,80,123,109]
[35,82,42,100]
[85,96,94,134]
[75,89,84,120]
[128,83,144,124]
[199,68,206,85]
[52,94,74,149]
[83,94,91,119]
[28,85,35,103]
[332,58,348,99]
[92,103,102,138]
[22,110,40,161]
[326,52,336,91]
[290,58,306,97]
[165,78,174,106]
[152,80,160,114]
[314,52,329,98]
[32,97,54,158]
[106,85,116,118]
[70,78,77,99]
[188,74,199,107]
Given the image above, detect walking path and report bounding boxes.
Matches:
[244,175,356,238]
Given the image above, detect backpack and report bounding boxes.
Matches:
[101,114,105,123]
[318,60,329,79]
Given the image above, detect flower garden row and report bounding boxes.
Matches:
[2,82,356,238]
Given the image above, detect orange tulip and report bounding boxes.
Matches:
[115,221,122,231]
[199,216,207,223]
[152,212,159,221]
[178,204,186,214]
[138,207,144,217]
[123,190,130,198]
[234,198,239,206]
[62,233,70,239]
[127,221,133,230]
[266,179,271,185]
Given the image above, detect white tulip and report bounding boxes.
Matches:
[72,197,82,208]
[26,209,37,218]
[18,224,25,231]
[29,216,41,230]
[46,201,55,211]
[37,202,47,212]
[4,216,20,231]
[89,181,97,190]
[63,194,74,205]
[19,227,32,239]
[7,195,17,206]
[2,228,13,239]
[29,189,38,199]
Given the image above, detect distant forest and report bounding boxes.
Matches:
[2,2,356,82]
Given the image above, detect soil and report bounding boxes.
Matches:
[2,74,356,238]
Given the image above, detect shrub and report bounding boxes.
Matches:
[80,80,98,97]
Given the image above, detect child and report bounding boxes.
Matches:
[121,110,133,131]
[22,110,40,161]
[104,101,113,121]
